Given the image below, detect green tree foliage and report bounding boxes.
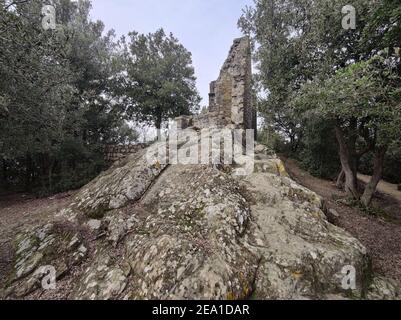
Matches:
[298,118,340,180]
[0,0,138,194]
[291,56,401,204]
[240,0,401,206]
[122,29,200,130]
[239,0,374,149]
[1,1,198,195]
[361,0,401,55]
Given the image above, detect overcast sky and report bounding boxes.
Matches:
[90,0,254,106]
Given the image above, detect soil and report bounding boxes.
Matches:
[282,157,401,283]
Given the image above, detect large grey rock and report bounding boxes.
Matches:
[366,276,400,300]
[242,172,369,299]
[74,252,130,300]
[3,223,86,298]
[57,145,168,222]
[2,144,399,300]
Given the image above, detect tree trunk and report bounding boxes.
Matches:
[1,159,7,189]
[48,159,56,194]
[25,154,33,192]
[290,134,295,151]
[335,125,359,199]
[155,110,162,141]
[361,146,387,207]
[336,169,345,189]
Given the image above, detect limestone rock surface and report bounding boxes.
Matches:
[2,144,399,300]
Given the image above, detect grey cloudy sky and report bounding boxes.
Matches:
[90,0,254,106]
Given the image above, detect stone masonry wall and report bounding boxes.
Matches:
[176,36,256,136]
[103,144,148,166]
[104,37,255,167]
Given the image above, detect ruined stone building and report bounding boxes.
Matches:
[103,37,257,167]
[176,36,256,137]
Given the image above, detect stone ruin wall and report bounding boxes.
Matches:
[104,37,256,167]
[103,144,148,166]
[176,36,256,136]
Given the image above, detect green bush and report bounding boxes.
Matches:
[296,120,340,180]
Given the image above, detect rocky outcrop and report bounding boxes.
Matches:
[2,143,399,300]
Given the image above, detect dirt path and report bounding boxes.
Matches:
[282,158,401,283]
[358,173,401,203]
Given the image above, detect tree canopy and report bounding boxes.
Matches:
[122,29,200,130]
[0,0,198,194]
[240,0,401,206]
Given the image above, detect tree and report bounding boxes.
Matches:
[122,29,200,132]
[361,0,401,58]
[0,0,136,194]
[1,0,75,190]
[291,55,401,205]
[239,0,374,144]
[239,0,401,206]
